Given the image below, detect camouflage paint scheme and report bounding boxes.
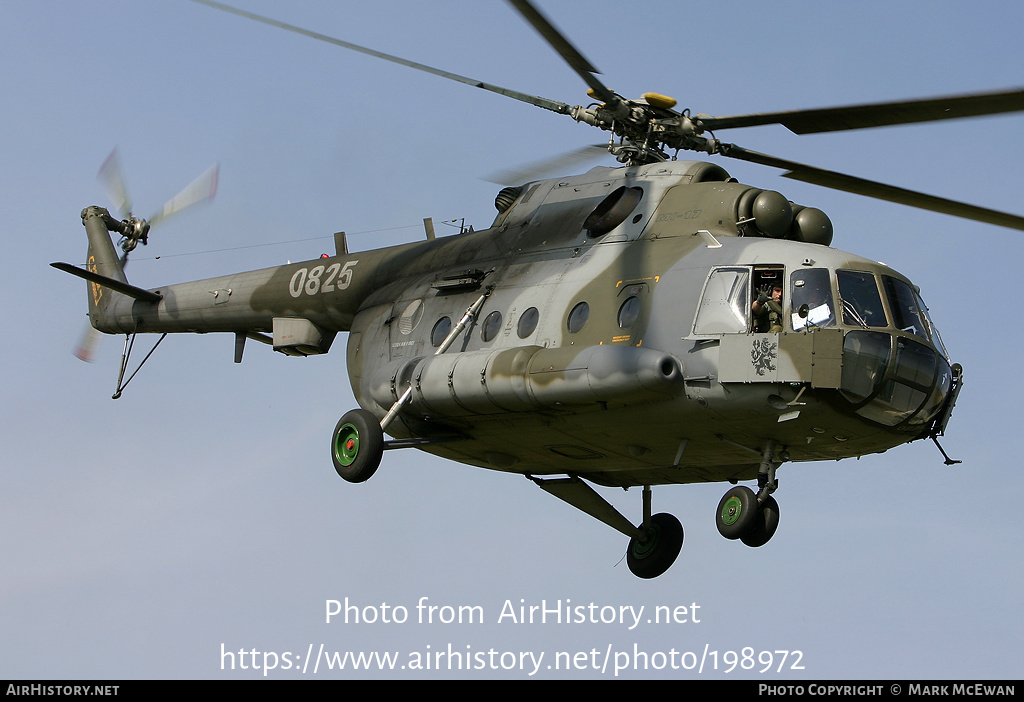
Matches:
[71,159,957,489]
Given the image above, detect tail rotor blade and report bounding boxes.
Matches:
[98,148,133,219]
[74,325,101,363]
[148,163,219,228]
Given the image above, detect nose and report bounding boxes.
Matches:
[839,331,954,431]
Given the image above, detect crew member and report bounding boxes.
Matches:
[752,284,784,333]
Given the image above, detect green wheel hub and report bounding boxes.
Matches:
[334,423,360,466]
[715,485,758,539]
[630,522,663,559]
[719,494,746,527]
[331,409,384,483]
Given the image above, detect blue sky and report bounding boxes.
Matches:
[2,0,1022,680]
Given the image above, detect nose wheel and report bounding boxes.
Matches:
[716,441,783,546]
[716,485,759,539]
[715,486,780,546]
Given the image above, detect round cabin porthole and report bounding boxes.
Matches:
[567,302,589,333]
[481,310,503,342]
[431,316,452,347]
[617,296,641,328]
[517,307,539,338]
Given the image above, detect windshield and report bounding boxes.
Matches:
[837,270,887,328]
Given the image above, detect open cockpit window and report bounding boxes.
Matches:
[751,267,785,333]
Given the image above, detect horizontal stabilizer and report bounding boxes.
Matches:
[50,262,162,303]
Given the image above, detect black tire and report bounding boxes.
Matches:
[741,496,780,548]
[716,485,758,539]
[627,512,684,579]
[331,409,384,483]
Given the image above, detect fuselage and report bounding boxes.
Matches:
[88,160,957,486]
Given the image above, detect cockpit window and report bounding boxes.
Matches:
[837,270,887,328]
[694,267,749,334]
[912,286,948,359]
[909,286,946,360]
[919,303,949,359]
[791,268,835,330]
[883,276,930,341]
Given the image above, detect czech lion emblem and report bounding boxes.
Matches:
[751,338,778,376]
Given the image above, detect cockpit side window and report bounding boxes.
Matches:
[791,268,835,330]
[915,289,949,359]
[883,276,930,341]
[837,270,887,328]
[693,267,750,334]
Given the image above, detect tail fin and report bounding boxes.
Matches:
[52,207,163,334]
[81,206,130,322]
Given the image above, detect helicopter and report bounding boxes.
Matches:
[52,0,1024,579]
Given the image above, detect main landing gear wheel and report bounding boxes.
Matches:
[716,485,759,539]
[627,512,683,579]
[331,409,384,483]
[741,496,780,548]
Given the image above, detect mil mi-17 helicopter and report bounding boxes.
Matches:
[53,0,1024,578]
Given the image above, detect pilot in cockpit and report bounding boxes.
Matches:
[752,284,784,333]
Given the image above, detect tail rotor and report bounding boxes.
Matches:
[97,148,219,266]
[73,149,219,362]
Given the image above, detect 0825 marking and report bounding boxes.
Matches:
[289,261,358,298]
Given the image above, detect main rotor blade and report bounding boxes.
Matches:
[506,0,618,105]
[700,88,1024,134]
[720,143,1024,231]
[188,0,570,115]
[484,144,608,185]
